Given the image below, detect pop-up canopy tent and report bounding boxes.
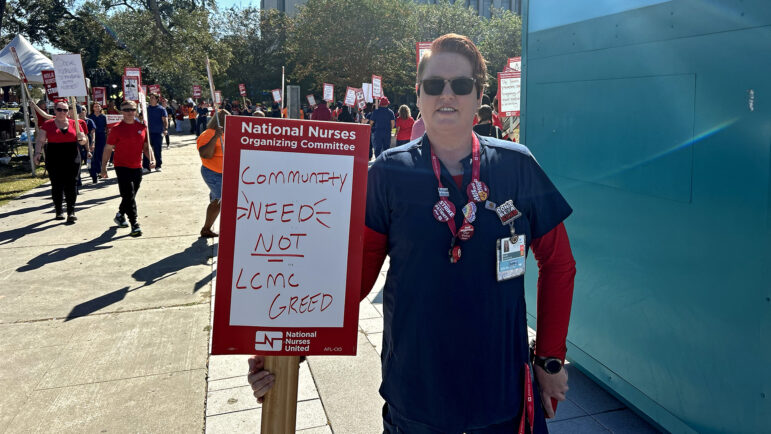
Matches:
[0,34,54,85]
[0,60,21,86]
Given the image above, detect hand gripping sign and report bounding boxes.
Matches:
[211,117,371,356]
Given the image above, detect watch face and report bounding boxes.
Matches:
[545,359,562,374]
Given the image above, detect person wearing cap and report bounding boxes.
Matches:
[100,100,155,237]
[33,99,89,223]
[368,96,395,158]
[144,93,167,172]
[248,33,576,433]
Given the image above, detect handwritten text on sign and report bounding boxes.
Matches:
[52,54,87,97]
[212,117,370,355]
[232,149,352,327]
[498,71,521,117]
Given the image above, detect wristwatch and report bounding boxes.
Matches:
[529,340,564,374]
[533,355,563,374]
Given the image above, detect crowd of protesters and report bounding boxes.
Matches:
[28,83,519,242]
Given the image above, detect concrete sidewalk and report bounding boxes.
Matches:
[0,132,659,433]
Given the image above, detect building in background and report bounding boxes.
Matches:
[261,0,521,17]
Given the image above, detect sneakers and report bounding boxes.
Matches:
[142,168,151,174]
[130,223,142,237]
[66,213,77,224]
[54,212,65,220]
[113,213,129,228]
[155,167,162,172]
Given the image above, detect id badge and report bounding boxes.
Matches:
[496,235,526,281]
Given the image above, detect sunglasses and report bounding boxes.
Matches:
[55,108,69,112]
[122,108,137,112]
[420,77,476,96]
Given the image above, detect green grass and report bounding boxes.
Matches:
[0,152,47,207]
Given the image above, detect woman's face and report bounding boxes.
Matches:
[416,52,481,140]
[54,103,69,119]
[93,103,102,114]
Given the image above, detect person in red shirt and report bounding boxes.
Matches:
[33,99,89,223]
[99,100,155,237]
[394,105,415,147]
[310,100,332,121]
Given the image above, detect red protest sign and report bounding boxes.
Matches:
[344,87,356,107]
[93,87,106,106]
[211,116,371,356]
[124,67,142,88]
[416,42,431,71]
[323,83,334,102]
[214,90,223,104]
[123,75,140,103]
[192,85,202,98]
[504,57,522,72]
[355,88,366,110]
[239,83,247,97]
[371,75,382,98]
[41,70,58,99]
[105,114,122,129]
[9,47,27,84]
[148,84,161,96]
[497,71,521,117]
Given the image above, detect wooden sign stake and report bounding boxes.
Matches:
[261,356,300,434]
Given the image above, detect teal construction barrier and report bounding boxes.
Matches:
[521,1,770,432]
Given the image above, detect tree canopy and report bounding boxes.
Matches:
[0,0,521,103]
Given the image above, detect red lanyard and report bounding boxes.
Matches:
[518,363,535,434]
[430,134,489,263]
[430,134,480,232]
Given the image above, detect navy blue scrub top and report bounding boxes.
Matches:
[365,134,572,432]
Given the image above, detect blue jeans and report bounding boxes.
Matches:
[143,132,163,169]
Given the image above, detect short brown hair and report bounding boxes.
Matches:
[121,100,137,110]
[477,104,493,122]
[417,33,487,97]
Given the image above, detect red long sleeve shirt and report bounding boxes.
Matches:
[359,176,576,360]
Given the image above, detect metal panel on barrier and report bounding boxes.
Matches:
[521,1,771,433]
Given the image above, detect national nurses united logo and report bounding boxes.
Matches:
[255,331,283,351]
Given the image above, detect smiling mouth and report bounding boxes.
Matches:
[437,107,456,112]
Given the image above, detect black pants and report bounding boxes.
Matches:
[46,142,81,215]
[115,166,143,224]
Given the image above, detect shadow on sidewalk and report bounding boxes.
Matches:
[131,237,213,292]
[0,192,120,222]
[63,238,214,321]
[16,227,123,271]
[65,286,132,321]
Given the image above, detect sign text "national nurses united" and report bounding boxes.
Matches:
[211,117,370,356]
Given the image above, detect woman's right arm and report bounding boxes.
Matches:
[29,101,53,121]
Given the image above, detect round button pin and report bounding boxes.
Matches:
[458,223,475,241]
[432,199,456,222]
[467,180,490,202]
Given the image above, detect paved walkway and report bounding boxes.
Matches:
[0,131,660,433]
